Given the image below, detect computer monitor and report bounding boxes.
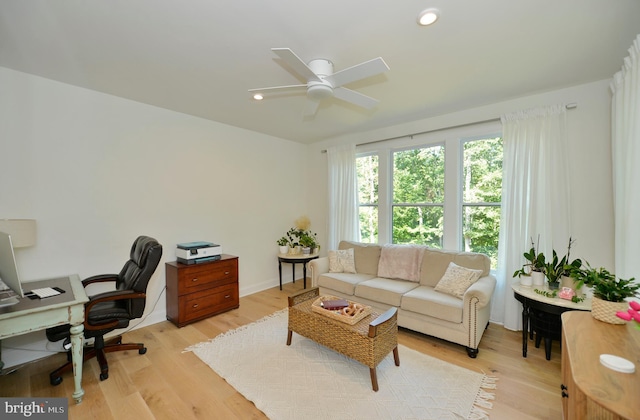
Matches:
[0,231,24,305]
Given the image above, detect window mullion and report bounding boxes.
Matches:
[442,137,460,250]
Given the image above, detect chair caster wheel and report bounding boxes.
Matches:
[99,372,109,381]
[139,347,147,355]
[50,376,63,386]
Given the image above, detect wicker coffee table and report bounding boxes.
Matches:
[287,287,400,391]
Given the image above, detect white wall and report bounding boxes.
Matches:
[307,79,615,270]
[0,67,309,367]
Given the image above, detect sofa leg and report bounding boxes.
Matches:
[466,347,478,358]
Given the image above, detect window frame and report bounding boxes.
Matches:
[356,121,502,254]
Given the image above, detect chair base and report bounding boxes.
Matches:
[49,335,147,386]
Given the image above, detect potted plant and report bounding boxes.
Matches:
[277,236,289,254]
[286,228,301,254]
[513,238,546,287]
[298,230,318,254]
[573,263,640,324]
[543,238,581,290]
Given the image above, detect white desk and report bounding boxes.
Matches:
[0,275,88,403]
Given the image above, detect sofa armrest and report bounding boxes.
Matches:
[463,275,496,308]
[309,257,329,288]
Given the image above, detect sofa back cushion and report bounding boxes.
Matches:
[338,241,381,276]
[419,248,491,287]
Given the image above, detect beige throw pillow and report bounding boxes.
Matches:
[328,248,356,274]
[434,262,483,298]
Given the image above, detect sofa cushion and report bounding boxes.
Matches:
[419,248,490,287]
[355,277,419,307]
[377,244,425,282]
[434,262,483,298]
[339,241,381,276]
[317,272,374,296]
[328,248,356,273]
[401,286,464,323]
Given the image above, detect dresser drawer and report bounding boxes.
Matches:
[177,259,238,295]
[180,284,239,324]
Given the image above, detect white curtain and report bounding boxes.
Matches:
[611,34,640,281]
[327,144,360,250]
[492,105,571,330]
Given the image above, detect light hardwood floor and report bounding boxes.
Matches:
[0,281,563,419]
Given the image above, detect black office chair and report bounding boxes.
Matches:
[46,235,163,385]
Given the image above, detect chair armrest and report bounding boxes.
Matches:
[84,290,146,331]
[82,274,119,287]
[309,257,329,288]
[463,275,496,308]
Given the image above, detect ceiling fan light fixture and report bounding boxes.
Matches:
[418,8,439,26]
[253,93,264,100]
[307,83,333,101]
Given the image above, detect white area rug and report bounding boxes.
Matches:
[185,310,496,420]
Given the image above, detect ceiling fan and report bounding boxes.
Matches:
[249,48,390,117]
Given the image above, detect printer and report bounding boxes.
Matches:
[176,241,222,265]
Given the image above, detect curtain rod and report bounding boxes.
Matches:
[321,102,578,153]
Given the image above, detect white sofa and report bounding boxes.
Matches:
[309,241,496,358]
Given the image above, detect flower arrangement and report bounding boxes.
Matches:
[616,300,640,329]
[278,216,319,254]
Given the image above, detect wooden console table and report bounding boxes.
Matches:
[561,311,639,419]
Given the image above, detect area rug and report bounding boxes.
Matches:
[185,310,496,420]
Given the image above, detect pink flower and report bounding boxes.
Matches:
[617,311,633,321]
[629,300,640,311]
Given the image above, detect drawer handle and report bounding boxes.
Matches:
[225,295,231,299]
[192,304,199,308]
[192,278,198,282]
[224,271,230,275]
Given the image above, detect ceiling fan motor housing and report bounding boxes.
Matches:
[307,59,334,100]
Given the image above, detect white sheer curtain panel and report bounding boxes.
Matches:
[611,34,640,281]
[327,144,360,250]
[493,105,571,330]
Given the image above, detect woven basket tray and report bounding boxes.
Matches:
[311,296,371,325]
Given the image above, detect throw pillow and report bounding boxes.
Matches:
[328,248,356,274]
[434,262,483,298]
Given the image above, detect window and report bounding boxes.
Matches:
[392,145,444,247]
[356,129,502,268]
[462,137,502,267]
[356,154,378,243]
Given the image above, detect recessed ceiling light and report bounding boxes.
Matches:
[418,8,439,26]
[253,93,264,101]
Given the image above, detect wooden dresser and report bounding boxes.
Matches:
[561,311,639,419]
[165,255,239,327]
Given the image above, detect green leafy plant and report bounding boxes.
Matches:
[298,231,317,249]
[513,237,546,278]
[573,263,639,302]
[543,238,581,287]
[276,236,289,247]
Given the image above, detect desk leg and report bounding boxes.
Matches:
[278,260,283,290]
[69,323,85,403]
[521,304,529,358]
[292,263,296,284]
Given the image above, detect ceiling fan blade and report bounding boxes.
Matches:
[248,84,307,93]
[303,99,321,117]
[272,48,322,83]
[324,57,389,88]
[333,87,380,109]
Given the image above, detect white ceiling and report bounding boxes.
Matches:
[1,1,639,144]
